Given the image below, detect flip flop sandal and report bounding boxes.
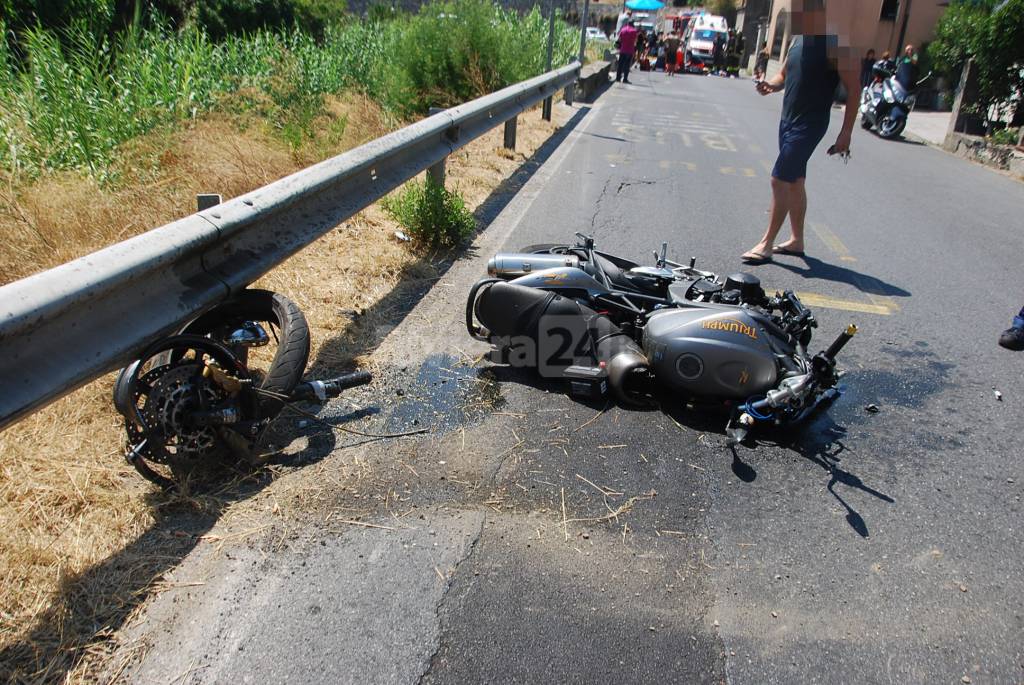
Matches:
[740,252,773,264]
[772,246,806,257]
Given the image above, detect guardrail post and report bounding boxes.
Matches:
[503,116,518,150]
[564,84,574,106]
[427,107,446,186]
[196,193,222,211]
[542,97,553,121]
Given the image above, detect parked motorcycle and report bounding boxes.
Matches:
[466,234,857,444]
[860,62,931,139]
[113,289,372,489]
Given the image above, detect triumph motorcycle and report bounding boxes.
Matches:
[466,234,857,443]
[113,289,372,489]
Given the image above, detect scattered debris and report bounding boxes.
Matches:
[962,676,972,684]
[865,404,880,414]
[959,584,968,593]
[771,611,778,618]
[394,230,411,242]
[994,390,1003,401]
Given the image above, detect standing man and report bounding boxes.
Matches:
[741,0,859,263]
[616,20,639,84]
[664,30,681,76]
[895,44,920,91]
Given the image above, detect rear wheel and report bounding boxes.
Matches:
[860,116,873,130]
[518,243,567,254]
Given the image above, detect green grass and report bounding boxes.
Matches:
[0,0,578,181]
[382,176,476,247]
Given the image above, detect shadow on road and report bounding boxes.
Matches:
[487,364,895,539]
[773,255,912,299]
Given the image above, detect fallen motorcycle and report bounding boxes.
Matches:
[113,289,372,489]
[466,233,857,443]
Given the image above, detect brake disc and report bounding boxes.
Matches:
[138,362,227,465]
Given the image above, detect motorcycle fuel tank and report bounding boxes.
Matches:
[643,308,778,400]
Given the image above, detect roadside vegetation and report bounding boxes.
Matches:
[929,0,1024,136]
[0,0,578,680]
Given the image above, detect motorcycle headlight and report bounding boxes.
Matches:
[883,83,896,103]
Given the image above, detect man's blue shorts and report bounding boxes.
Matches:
[772,117,829,182]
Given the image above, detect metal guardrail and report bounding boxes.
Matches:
[0,61,581,430]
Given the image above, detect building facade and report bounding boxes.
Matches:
[763,0,947,72]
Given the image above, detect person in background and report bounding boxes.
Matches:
[635,28,648,67]
[615,20,638,83]
[664,30,681,76]
[713,34,726,75]
[895,44,920,91]
[860,48,876,89]
[878,49,895,75]
[741,0,859,264]
[754,41,769,81]
[614,7,632,38]
[998,308,1024,350]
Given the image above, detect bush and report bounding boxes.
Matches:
[380,0,577,115]
[382,177,476,247]
[930,0,1024,122]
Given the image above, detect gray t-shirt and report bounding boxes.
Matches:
[781,35,840,127]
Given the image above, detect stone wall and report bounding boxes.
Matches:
[943,132,1024,179]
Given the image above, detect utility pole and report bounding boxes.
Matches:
[577,0,591,65]
[896,0,913,53]
[543,0,556,120]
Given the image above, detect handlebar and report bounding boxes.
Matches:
[290,371,373,402]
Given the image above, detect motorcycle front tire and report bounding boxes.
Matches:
[183,289,310,405]
[878,116,906,139]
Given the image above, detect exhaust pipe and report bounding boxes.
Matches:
[487,253,581,278]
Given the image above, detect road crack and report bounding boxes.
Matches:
[616,179,656,194]
[416,512,487,684]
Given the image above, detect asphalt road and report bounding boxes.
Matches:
[119,71,1024,684]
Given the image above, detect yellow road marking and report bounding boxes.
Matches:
[749,144,763,154]
[795,292,894,316]
[741,168,756,177]
[720,166,736,175]
[760,159,773,173]
[808,223,901,312]
[809,222,852,258]
[701,133,737,152]
[659,160,696,171]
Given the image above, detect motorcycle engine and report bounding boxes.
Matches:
[642,307,779,400]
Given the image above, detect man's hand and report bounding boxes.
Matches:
[755,78,782,95]
[831,130,852,155]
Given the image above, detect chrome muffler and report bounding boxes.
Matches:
[487,253,581,278]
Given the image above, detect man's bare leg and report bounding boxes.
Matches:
[778,177,806,252]
[743,176,792,259]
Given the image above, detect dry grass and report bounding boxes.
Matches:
[0,98,564,683]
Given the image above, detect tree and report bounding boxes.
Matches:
[929,0,1024,124]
